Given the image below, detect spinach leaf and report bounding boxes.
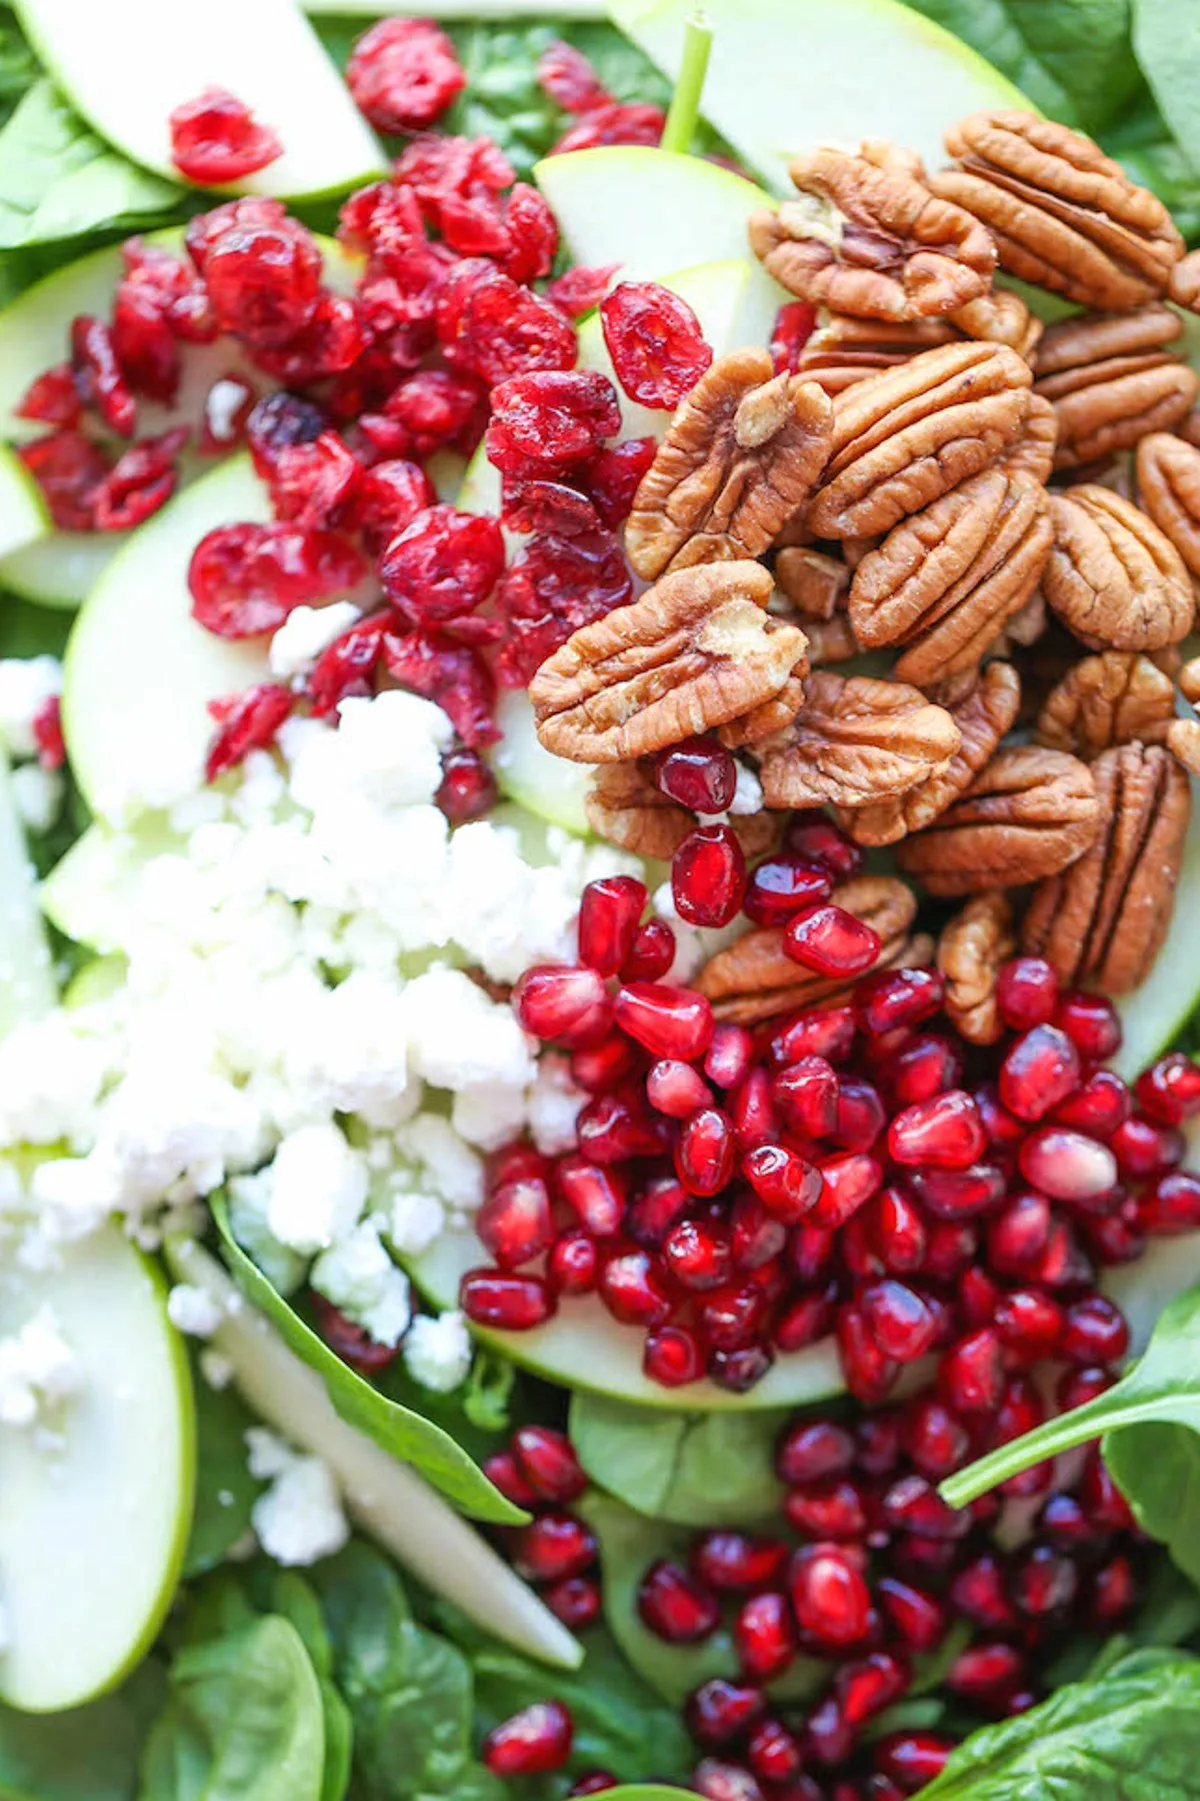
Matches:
[184,1375,264,1579]
[212,1196,524,1525]
[905,0,1141,133]
[0,1662,163,1801]
[1103,93,1200,243]
[265,1576,352,1801]
[0,80,183,251]
[569,1392,786,1526]
[139,1617,325,1801]
[0,6,36,131]
[1132,0,1200,177]
[919,1652,1200,1799]
[1104,1419,1200,1586]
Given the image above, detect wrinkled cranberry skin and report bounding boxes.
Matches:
[204,220,323,349]
[584,435,657,527]
[347,17,465,134]
[71,316,135,437]
[538,38,610,111]
[379,504,504,623]
[488,370,621,470]
[169,86,283,184]
[771,300,819,372]
[16,361,81,428]
[205,681,294,783]
[189,523,364,639]
[18,430,110,531]
[494,528,633,688]
[552,101,666,156]
[383,628,498,747]
[437,260,577,386]
[600,280,713,408]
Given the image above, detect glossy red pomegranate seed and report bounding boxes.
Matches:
[776,1418,855,1485]
[785,811,864,881]
[1056,989,1121,1061]
[973,1081,1026,1151]
[577,876,647,975]
[311,1297,397,1375]
[615,983,714,1060]
[999,1025,1081,1122]
[512,1426,586,1503]
[832,1078,886,1153]
[600,281,713,408]
[995,956,1059,1030]
[1012,1542,1078,1617]
[804,1694,856,1771]
[1135,1050,1200,1124]
[687,1676,770,1747]
[435,748,498,824]
[768,1003,857,1069]
[1019,1127,1118,1201]
[476,1176,552,1269]
[692,1759,765,1801]
[677,1107,737,1196]
[920,1218,979,1281]
[513,1511,596,1582]
[598,1244,674,1325]
[346,16,464,130]
[784,1475,867,1540]
[645,1059,711,1119]
[700,1280,769,1351]
[483,1700,573,1776]
[1057,1363,1116,1412]
[746,1717,803,1786]
[482,1448,539,1508]
[643,1322,704,1386]
[1061,1294,1129,1363]
[638,1560,720,1642]
[907,1162,1005,1219]
[874,1732,954,1793]
[876,1578,947,1653]
[812,1153,883,1227]
[730,1068,779,1150]
[664,1217,733,1291]
[1141,1169,1200,1234]
[986,1192,1052,1274]
[959,1265,1001,1332]
[853,1409,902,1477]
[774,1286,837,1355]
[1088,1552,1138,1627]
[869,1187,927,1272]
[549,1230,598,1296]
[555,1156,625,1237]
[1111,1113,1185,1180]
[1052,1067,1131,1137]
[705,1023,753,1089]
[773,1054,840,1138]
[741,1144,821,1222]
[949,1552,1018,1631]
[891,1035,962,1106]
[790,1544,872,1648]
[785,905,881,977]
[1080,1446,1136,1527]
[947,1641,1026,1714]
[621,917,676,982]
[837,1304,898,1403]
[837,1651,910,1728]
[544,1576,602,1631]
[672,825,747,927]
[743,855,832,926]
[513,965,610,1042]
[887,1091,985,1170]
[487,1143,552,1191]
[856,967,943,1034]
[938,1328,1005,1415]
[882,1473,970,1541]
[460,1269,554,1330]
[625,1176,691,1247]
[860,1280,938,1362]
[693,1531,789,1592]
[729,1591,795,1683]
[995,1288,1064,1360]
[731,1206,786,1289]
[653,735,737,813]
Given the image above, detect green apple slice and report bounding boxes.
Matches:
[608,0,1029,192]
[41,817,177,953]
[1113,773,1200,1081]
[0,1224,194,1711]
[409,1230,845,1411]
[0,750,56,1032]
[490,691,594,836]
[61,454,276,824]
[0,447,47,568]
[13,0,386,202]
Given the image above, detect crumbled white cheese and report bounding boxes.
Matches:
[167,1282,224,1338]
[0,656,59,759]
[311,1218,412,1347]
[527,1053,584,1156]
[200,1348,235,1391]
[0,1305,79,1429]
[10,764,63,834]
[265,1123,369,1255]
[729,764,764,816]
[403,1311,472,1393]
[386,1190,446,1257]
[269,602,362,681]
[247,1427,349,1567]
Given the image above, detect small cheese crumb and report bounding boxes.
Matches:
[200,1348,235,1391]
[269,602,362,681]
[310,1218,412,1348]
[0,657,60,759]
[403,1310,472,1393]
[0,1305,79,1428]
[265,1123,369,1255]
[729,764,764,816]
[247,1428,349,1567]
[10,764,63,834]
[167,1282,224,1338]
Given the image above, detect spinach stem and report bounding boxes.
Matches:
[660,10,712,156]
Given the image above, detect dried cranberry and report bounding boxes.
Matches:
[496,185,561,285]
[382,628,498,746]
[110,285,180,406]
[386,368,487,459]
[204,218,324,350]
[488,370,621,471]
[379,504,504,623]
[71,316,135,437]
[437,259,576,385]
[169,87,283,183]
[547,262,621,320]
[267,431,359,530]
[204,682,294,783]
[600,281,713,408]
[495,529,632,688]
[551,101,666,154]
[351,458,437,556]
[306,612,389,716]
[582,434,656,528]
[537,39,610,111]
[502,479,600,539]
[253,295,367,385]
[92,426,188,531]
[16,362,81,428]
[190,523,364,639]
[18,430,110,531]
[347,18,465,133]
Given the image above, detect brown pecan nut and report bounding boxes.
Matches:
[694,875,918,1022]
[949,289,1043,359]
[748,142,996,322]
[994,393,1058,484]
[841,660,1021,846]
[585,761,779,859]
[1169,250,1200,312]
[804,616,863,667]
[530,561,807,763]
[775,547,850,620]
[755,670,961,810]
[1167,717,1200,778]
[794,313,959,394]
[718,674,806,749]
[1021,742,1191,993]
[1036,650,1176,759]
[625,351,833,580]
[1042,486,1194,651]
[937,890,1015,1044]
[894,744,1099,895]
[1181,655,1200,705]
[1033,305,1197,469]
[935,110,1184,309]
[1136,431,1200,580]
[848,467,1051,686]
[806,341,1032,540]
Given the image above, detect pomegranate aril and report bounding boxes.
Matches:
[483,1700,573,1777]
[1141,1169,1200,1235]
[653,735,737,813]
[644,1322,704,1386]
[476,1176,553,1268]
[664,1217,733,1291]
[1112,1113,1185,1180]
[949,1552,1018,1631]
[709,1343,775,1392]
[1057,1363,1115,1412]
[1061,1293,1129,1363]
[869,1187,927,1273]
[832,1078,886,1152]
[1088,1552,1139,1627]
[921,1219,979,1281]
[785,810,863,881]
[692,1531,789,1592]
[776,1418,855,1485]
[856,967,943,1034]
[461,1269,554,1330]
[733,1590,797,1681]
[700,1280,768,1351]
[513,1511,596,1582]
[578,1090,665,1162]
[742,1144,821,1223]
[556,1156,625,1237]
[743,854,832,926]
[483,1449,539,1509]
[705,1024,753,1092]
[1136,1050,1200,1125]
[907,1162,1005,1219]
[1013,1542,1078,1617]
[773,1054,840,1138]
[545,1575,602,1630]
[626,1175,691,1247]
[837,1651,910,1728]
[436,748,498,824]
[600,280,713,408]
[812,1153,882,1228]
[837,1304,898,1403]
[999,1025,1081,1122]
[549,1230,598,1296]
[747,1718,803,1786]
[876,1578,947,1653]
[578,875,647,974]
[938,1328,1005,1415]
[673,825,747,927]
[769,1003,857,1069]
[959,1264,1001,1331]
[974,1081,1026,1152]
[995,1288,1065,1360]
[1080,1446,1136,1528]
[645,1058,709,1119]
[892,1035,962,1106]
[1019,1127,1118,1201]
[946,1642,1026,1713]
[860,1280,938,1362]
[784,1475,867,1540]
[1056,989,1121,1061]
[790,1544,872,1648]
[598,1244,674,1325]
[676,1107,737,1196]
[901,1396,970,1480]
[785,904,880,977]
[693,1759,765,1801]
[882,1473,970,1541]
[637,1559,720,1642]
[987,1193,1052,1274]
[856,1409,904,1476]
[512,1426,586,1503]
[804,1694,856,1770]
[615,982,714,1060]
[888,1091,985,1170]
[1052,1067,1131,1138]
[875,1733,954,1794]
[995,956,1059,1030]
[621,917,676,981]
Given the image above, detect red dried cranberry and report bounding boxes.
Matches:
[637,1560,720,1642]
[190,523,363,639]
[654,735,737,814]
[169,87,282,183]
[537,38,610,111]
[600,281,713,408]
[502,479,600,539]
[437,259,577,385]
[16,362,81,428]
[91,426,186,530]
[583,434,656,526]
[252,294,366,384]
[310,1295,397,1374]
[347,17,464,132]
[380,504,504,623]
[70,316,134,437]
[382,628,498,747]
[672,825,747,927]
[205,681,293,783]
[483,1701,573,1776]
[205,220,323,349]
[268,431,359,529]
[551,101,666,155]
[305,612,387,716]
[246,391,328,476]
[199,374,257,456]
[495,529,632,688]
[770,301,818,373]
[110,284,180,406]
[488,370,621,472]
[460,1269,555,1329]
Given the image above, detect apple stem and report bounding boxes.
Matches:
[660,10,713,156]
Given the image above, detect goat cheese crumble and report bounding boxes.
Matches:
[246,1428,349,1567]
[0,1305,79,1432]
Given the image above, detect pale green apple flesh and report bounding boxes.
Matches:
[608,0,1028,191]
[0,1224,194,1711]
[13,0,386,201]
[0,750,56,1031]
[0,447,47,564]
[489,691,594,837]
[41,818,176,953]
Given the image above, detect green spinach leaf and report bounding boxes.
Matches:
[212,1196,524,1525]
[0,80,183,251]
[0,7,35,131]
[184,1375,264,1579]
[0,1662,162,1801]
[569,1392,786,1527]
[1132,0,1200,178]
[264,1577,352,1801]
[139,1617,325,1801]
[919,1652,1200,1799]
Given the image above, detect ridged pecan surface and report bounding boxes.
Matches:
[755,671,961,810]
[1033,305,1196,469]
[994,393,1058,483]
[1042,486,1194,650]
[1136,431,1200,579]
[936,890,1015,1045]
[1036,650,1176,759]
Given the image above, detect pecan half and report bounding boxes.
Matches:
[694,875,918,1022]
[585,760,778,860]
[794,313,959,393]
[894,744,1099,895]
[718,675,806,749]
[755,670,961,810]
[530,561,807,763]
[1181,655,1200,706]
[1033,305,1197,469]
[625,351,833,580]
[935,110,1184,309]
[1022,742,1191,993]
[775,547,850,620]
[937,890,1015,1044]
[1136,431,1200,580]
[1036,650,1176,759]
[806,342,1032,540]
[949,289,1043,359]
[842,660,1021,846]
[1167,717,1200,778]
[1169,250,1200,312]
[848,467,1051,685]
[994,393,1058,484]
[748,142,995,322]
[1042,486,1194,650]
[805,615,863,667]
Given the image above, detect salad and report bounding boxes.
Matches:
[5,0,1200,1796]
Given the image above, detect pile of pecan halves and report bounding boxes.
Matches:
[529,109,1200,1039]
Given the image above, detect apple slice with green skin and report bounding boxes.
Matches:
[61,453,279,824]
[0,447,47,565]
[609,0,1028,193]
[0,231,359,609]
[490,690,594,837]
[0,750,56,1032]
[1112,773,1200,1081]
[0,1223,194,1711]
[13,0,386,202]
[41,816,178,953]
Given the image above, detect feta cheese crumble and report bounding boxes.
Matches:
[311,1218,412,1347]
[269,602,362,681]
[403,1310,472,1393]
[247,1428,349,1567]
[0,1305,79,1430]
[167,1283,224,1338]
